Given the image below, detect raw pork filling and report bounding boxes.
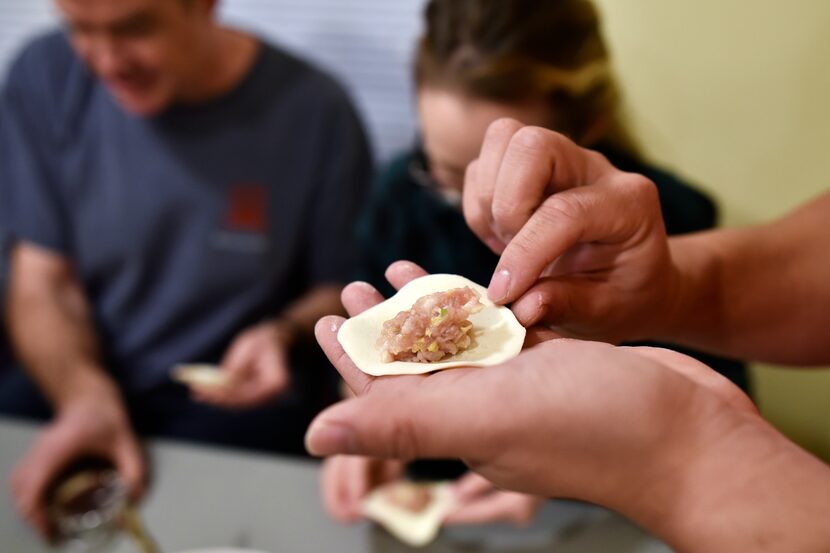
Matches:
[378,287,483,363]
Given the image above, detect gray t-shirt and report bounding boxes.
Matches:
[0,31,372,390]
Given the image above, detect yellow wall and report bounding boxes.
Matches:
[593,0,830,460]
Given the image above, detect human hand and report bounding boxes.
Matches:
[9,388,144,540]
[304,262,762,544]
[463,118,679,344]
[444,472,543,527]
[193,320,294,409]
[320,455,404,523]
[309,313,755,506]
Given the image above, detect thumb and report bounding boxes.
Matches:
[221,337,256,378]
[305,377,499,463]
[509,277,597,330]
[113,435,145,502]
[11,433,79,538]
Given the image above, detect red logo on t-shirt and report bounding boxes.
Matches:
[224,183,268,233]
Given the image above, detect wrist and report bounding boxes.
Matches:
[264,317,303,348]
[53,368,122,415]
[627,396,830,552]
[654,234,721,344]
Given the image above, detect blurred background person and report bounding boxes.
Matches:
[0,0,371,539]
[0,228,10,379]
[322,0,747,528]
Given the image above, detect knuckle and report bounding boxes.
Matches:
[334,349,355,374]
[510,126,555,154]
[388,417,422,460]
[509,199,576,254]
[618,174,660,210]
[541,194,582,223]
[463,200,487,234]
[485,117,523,142]
[583,148,607,166]
[358,377,375,397]
[491,198,523,228]
[501,236,536,264]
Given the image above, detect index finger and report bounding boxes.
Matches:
[384,260,428,290]
[463,118,524,249]
[489,176,658,304]
[316,316,372,395]
[489,128,612,243]
[324,264,429,395]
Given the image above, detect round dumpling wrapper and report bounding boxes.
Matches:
[338,274,526,376]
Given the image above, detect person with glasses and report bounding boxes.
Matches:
[322,0,747,528]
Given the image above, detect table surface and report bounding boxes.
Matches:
[0,417,673,553]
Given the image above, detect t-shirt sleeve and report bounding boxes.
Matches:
[0,226,10,317]
[0,54,72,254]
[306,91,373,285]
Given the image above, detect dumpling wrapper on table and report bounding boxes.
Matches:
[338,274,526,376]
[363,481,456,548]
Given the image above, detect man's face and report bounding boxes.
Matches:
[55,0,213,116]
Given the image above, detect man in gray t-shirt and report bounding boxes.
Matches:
[0,0,371,538]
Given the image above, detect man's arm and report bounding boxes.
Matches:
[5,242,144,538]
[662,192,830,365]
[5,242,119,407]
[276,284,345,342]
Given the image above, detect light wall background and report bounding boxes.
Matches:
[594,0,830,460]
[0,1,828,459]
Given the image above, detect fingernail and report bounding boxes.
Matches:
[330,321,340,333]
[488,269,511,303]
[530,293,549,325]
[305,421,356,456]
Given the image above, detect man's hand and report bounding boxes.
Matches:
[320,454,542,528]
[300,262,830,552]
[9,387,144,540]
[462,119,678,344]
[320,455,404,523]
[306,262,756,506]
[192,320,295,409]
[445,472,543,527]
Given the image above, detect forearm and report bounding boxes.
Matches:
[659,193,830,364]
[6,262,119,411]
[277,284,345,340]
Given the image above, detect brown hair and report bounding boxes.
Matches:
[415,0,639,155]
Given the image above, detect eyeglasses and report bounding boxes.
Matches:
[408,145,464,208]
[408,146,437,190]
